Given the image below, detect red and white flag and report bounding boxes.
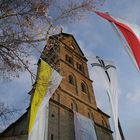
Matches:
[95,11,140,70]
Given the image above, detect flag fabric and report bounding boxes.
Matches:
[28,59,62,140]
[74,112,97,140]
[95,11,140,70]
[91,57,121,140]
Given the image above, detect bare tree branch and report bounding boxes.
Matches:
[0,0,105,80]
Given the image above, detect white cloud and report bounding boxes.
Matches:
[126,89,140,105]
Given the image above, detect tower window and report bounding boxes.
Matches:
[81,82,87,93]
[76,63,84,73]
[51,134,54,140]
[68,75,75,85]
[66,54,73,65]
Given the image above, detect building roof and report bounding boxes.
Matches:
[50,32,88,61]
[97,107,110,118]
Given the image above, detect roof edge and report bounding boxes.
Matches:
[97,107,110,118]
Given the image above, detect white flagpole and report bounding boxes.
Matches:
[110,22,140,72]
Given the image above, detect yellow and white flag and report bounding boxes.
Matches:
[28,59,62,140]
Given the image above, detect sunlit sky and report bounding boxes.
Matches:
[1,0,140,140]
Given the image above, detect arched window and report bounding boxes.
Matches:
[71,100,78,111]
[81,82,87,93]
[51,134,54,140]
[76,62,84,73]
[69,57,73,64]
[68,75,75,85]
[66,54,69,61]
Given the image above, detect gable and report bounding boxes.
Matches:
[59,33,85,57]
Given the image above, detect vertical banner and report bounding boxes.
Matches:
[28,59,62,140]
[74,112,97,140]
[91,57,121,140]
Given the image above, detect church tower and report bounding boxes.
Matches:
[0,33,113,140]
[42,33,113,140]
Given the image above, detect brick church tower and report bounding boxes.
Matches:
[42,33,113,140]
[0,33,113,140]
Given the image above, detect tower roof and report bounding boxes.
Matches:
[50,32,86,60]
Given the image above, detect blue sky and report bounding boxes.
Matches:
[0,0,140,139]
[65,0,140,139]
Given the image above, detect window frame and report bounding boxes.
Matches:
[65,54,74,65]
[81,82,88,93]
[68,75,75,85]
[76,62,84,73]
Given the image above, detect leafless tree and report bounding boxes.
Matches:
[0,102,20,132]
[0,0,105,80]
